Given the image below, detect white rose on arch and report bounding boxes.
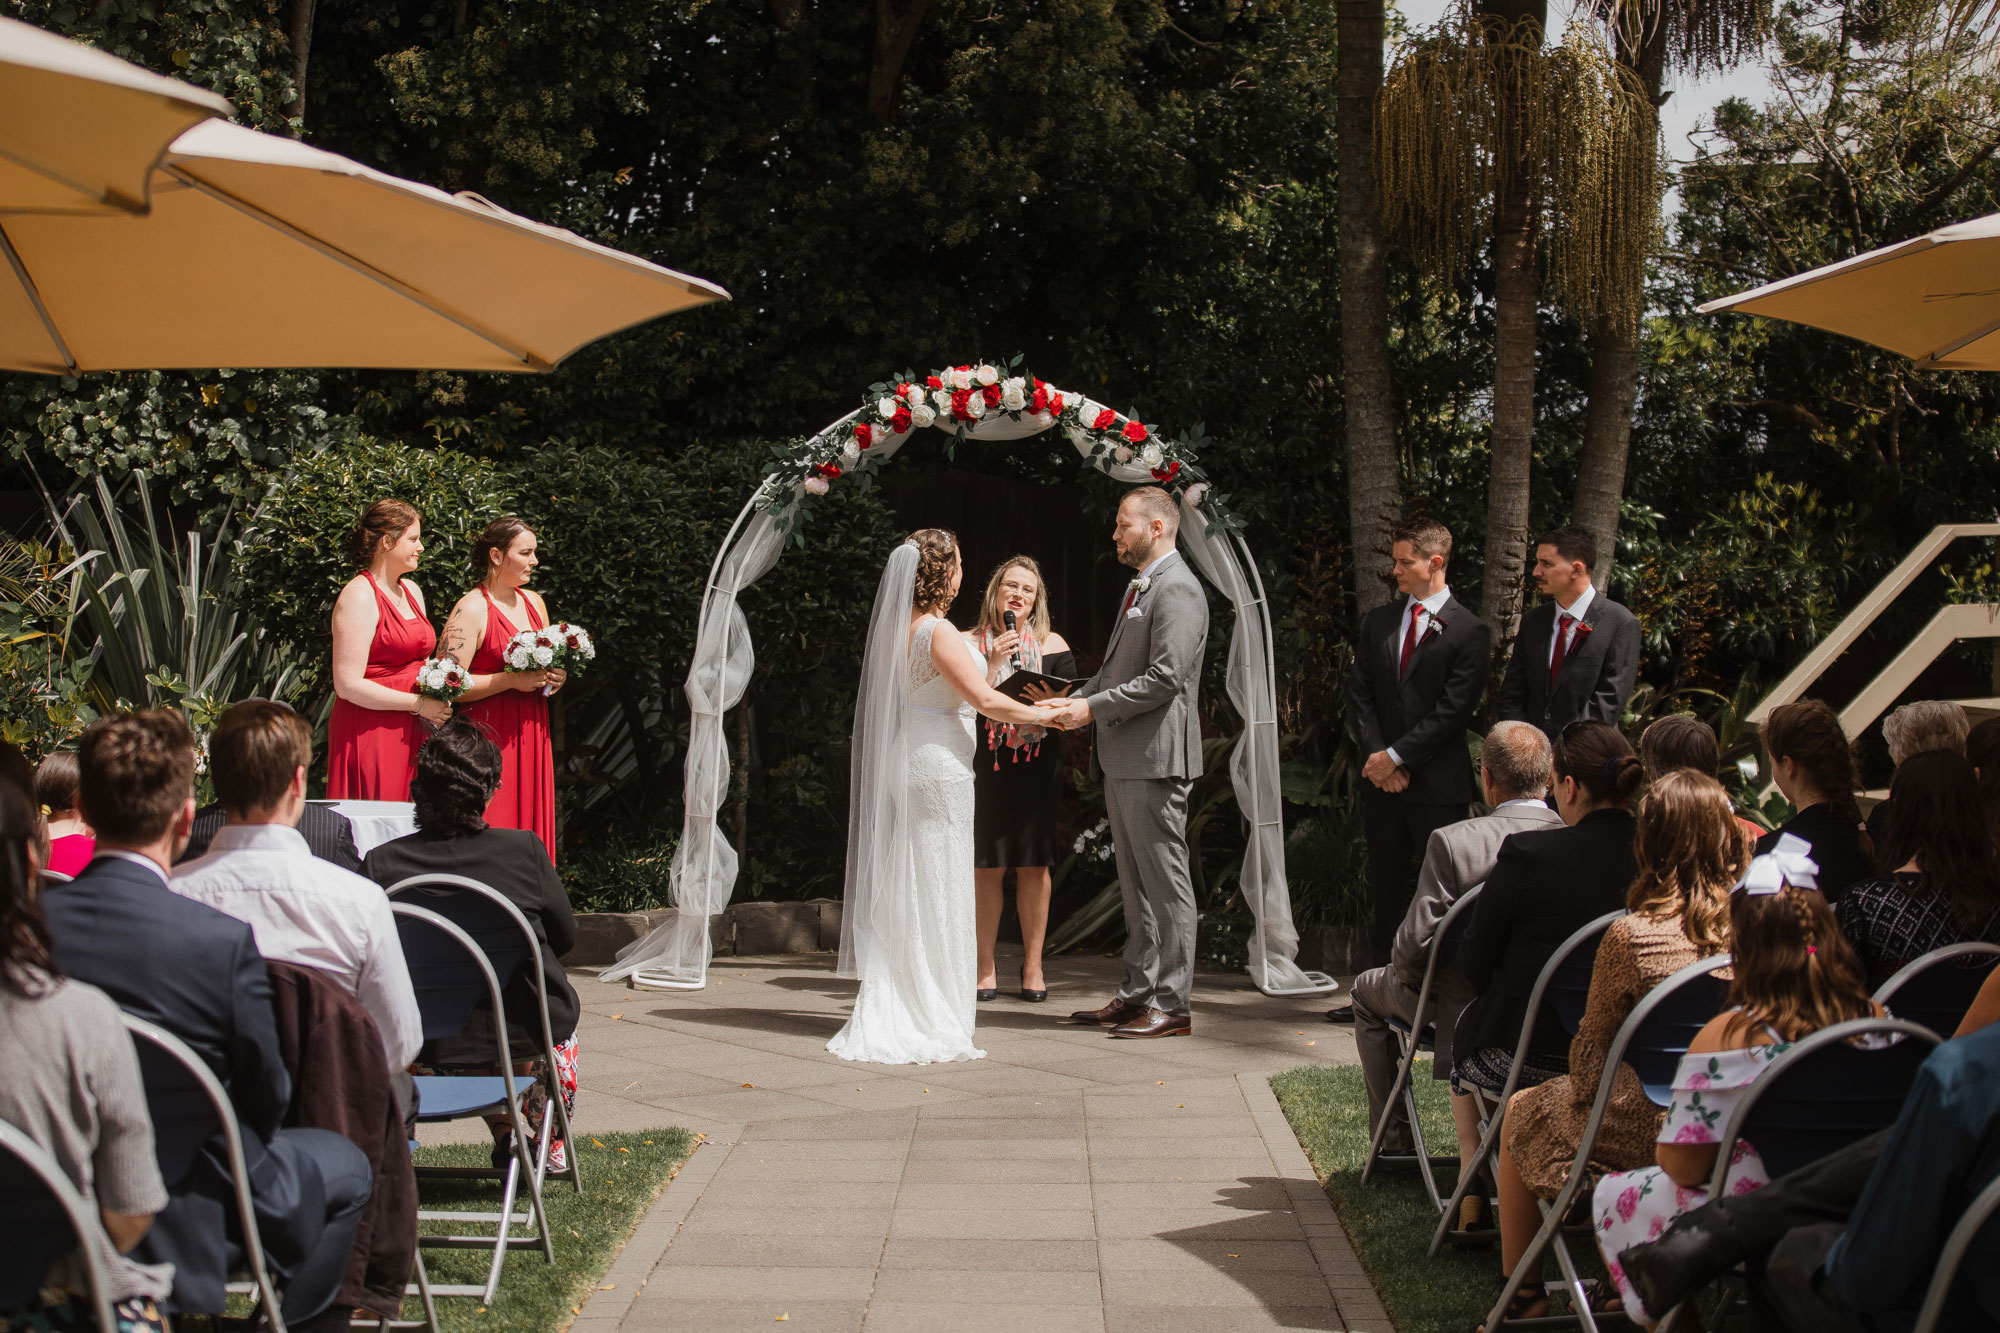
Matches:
[841,440,861,465]
[949,366,974,391]
[1000,382,1027,411]
[975,364,999,386]
[803,474,830,495]
[1184,481,1209,507]
[903,383,925,406]
[1139,443,1164,470]
[932,388,953,413]
[964,392,987,419]
[1114,445,1134,463]
[911,402,937,429]
[878,396,900,420]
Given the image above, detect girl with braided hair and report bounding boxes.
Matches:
[1591,834,1884,1324]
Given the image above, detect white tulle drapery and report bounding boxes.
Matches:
[601,386,1335,996]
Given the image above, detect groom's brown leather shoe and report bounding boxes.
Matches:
[1068,999,1146,1027]
[1109,1008,1191,1039]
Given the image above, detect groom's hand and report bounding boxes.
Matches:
[1040,698,1091,730]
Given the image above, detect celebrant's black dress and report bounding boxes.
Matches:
[973,649,1076,869]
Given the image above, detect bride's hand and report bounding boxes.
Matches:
[985,630,1021,671]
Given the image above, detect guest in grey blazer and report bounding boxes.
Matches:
[1042,486,1209,1039]
[1347,721,1559,1220]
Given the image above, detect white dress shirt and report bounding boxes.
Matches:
[1549,583,1596,666]
[1386,585,1452,767]
[172,822,423,1073]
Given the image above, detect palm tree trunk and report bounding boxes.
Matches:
[1572,25,1664,594]
[1480,169,1538,639]
[1336,0,1401,618]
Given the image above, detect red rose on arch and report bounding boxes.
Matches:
[982,383,1002,408]
[814,462,841,478]
[1030,385,1050,413]
[1093,409,1118,431]
[891,406,913,433]
[1151,460,1181,483]
[1122,420,1149,444]
[950,388,974,421]
[926,374,943,390]
[1048,392,1065,414]
[853,422,873,448]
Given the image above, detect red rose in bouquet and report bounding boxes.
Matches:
[1093,409,1118,431]
[1122,420,1149,443]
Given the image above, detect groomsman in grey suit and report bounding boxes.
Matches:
[1042,486,1209,1039]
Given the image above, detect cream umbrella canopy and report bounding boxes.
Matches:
[0,120,729,374]
[0,17,231,215]
[1699,211,2000,371]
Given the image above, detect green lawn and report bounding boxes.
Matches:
[401,1128,698,1333]
[1271,1062,1607,1333]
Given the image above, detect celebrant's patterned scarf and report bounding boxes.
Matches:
[975,621,1047,765]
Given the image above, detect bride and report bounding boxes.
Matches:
[830,529,1057,1064]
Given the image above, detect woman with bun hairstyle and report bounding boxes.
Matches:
[1481,770,1745,1325]
[1756,699,1872,904]
[440,517,560,862]
[328,499,447,800]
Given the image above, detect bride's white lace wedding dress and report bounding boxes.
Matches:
[827,614,987,1065]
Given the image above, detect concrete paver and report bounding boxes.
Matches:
[419,950,1382,1329]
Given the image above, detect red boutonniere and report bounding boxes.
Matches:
[1570,620,1594,643]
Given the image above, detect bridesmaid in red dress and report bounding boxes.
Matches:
[441,517,562,862]
[328,499,453,800]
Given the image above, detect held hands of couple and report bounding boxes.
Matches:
[1034,696,1091,731]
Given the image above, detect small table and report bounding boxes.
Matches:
[313,799,417,856]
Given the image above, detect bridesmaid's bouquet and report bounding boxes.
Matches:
[414,656,472,702]
[503,623,596,696]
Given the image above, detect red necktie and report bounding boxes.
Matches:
[1399,606,1421,675]
[1121,585,1138,616]
[1549,612,1575,687]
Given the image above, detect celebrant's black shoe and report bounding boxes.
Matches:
[977,987,999,1003]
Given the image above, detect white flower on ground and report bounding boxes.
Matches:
[975,364,999,386]
[911,402,937,429]
[804,475,830,495]
[877,396,900,420]
[1138,443,1164,469]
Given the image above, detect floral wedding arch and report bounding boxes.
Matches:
[600,358,1336,998]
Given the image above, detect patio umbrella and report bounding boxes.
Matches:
[1699,211,2000,371]
[0,119,728,375]
[0,17,231,215]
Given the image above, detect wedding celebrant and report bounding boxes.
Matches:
[1042,486,1209,1040]
[830,529,1052,1065]
[967,555,1076,1003]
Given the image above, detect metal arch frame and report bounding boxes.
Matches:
[623,395,1323,996]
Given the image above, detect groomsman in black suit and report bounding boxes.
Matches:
[1349,520,1493,968]
[1497,524,1641,739]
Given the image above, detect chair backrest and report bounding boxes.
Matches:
[1625,958,1735,1105]
[390,901,522,1071]
[0,1118,115,1326]
[1478,912,1624,1114]
[1544,912,1621,1035]
[1873,942,2000,1039]
[1913,1167,2000,1333]
[1708,1018,1941,1190]
[1435,883,1484,963]
[385,875,541,1039]
[36,869,72,885]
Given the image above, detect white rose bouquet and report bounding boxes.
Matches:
[414,656,472,702]
[503,622,597,696]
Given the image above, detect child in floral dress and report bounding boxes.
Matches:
[1592,835,1888,1324]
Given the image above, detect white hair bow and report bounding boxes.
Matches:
[1734,831,1819,895]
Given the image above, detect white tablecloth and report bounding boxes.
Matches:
[316,799,417,856]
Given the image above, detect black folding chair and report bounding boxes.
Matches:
[1485,953,1733,1333]
[1363,882,1484,1211]
[385,873,580,1196]
[392,899,554,1304]
[1429,910,1625,1257]
[1653,1017,1941,1333]
[0,1117,116,1330]
[1913,1169,2000,1333]
[1872,941,2000,1038]
[123,1013,289,1332]
[35,869,72,885]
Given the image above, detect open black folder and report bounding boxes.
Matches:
[994,670,1087,704]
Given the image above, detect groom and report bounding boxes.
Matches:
[1042,486,1209,1038]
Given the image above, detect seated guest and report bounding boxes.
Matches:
[1349,720,1560,1230]
[1453,721,1643,1101]
[171,701,422,1080]
[34,752,94,879]
[1756,699,1872,904]
[1966,715,2000,853]
[365,719,580,1173]
[1866,699,1971,846]
[1641,714,1762,842]
[1838,749,2000,987]
[178,797,361,872]
[1614,989,2000,1330]
[1482,771,1742,1327]
[40,710,372,1333]
[1592,834,1881,1323]
[0,777,174,1333]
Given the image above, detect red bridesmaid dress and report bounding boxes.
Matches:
[460,587,557,862]
[326,573,436,801]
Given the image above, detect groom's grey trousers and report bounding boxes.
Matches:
[1105,775,1198,1016]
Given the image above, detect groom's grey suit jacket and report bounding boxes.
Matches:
[1083,548,1209,779]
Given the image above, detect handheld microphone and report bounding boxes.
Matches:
[1003,610,1021,671]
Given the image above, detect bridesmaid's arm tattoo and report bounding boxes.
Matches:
[440,623,471,665]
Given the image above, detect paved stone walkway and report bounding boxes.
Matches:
[423,950,1385,1332]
